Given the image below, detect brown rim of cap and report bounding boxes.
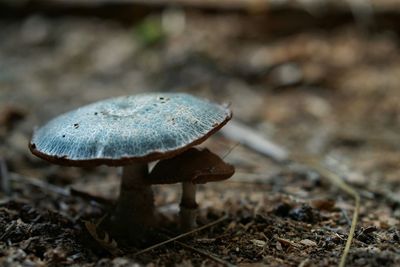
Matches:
[146,162,234,185]
[28,111,232,167]
[146,148,235,185]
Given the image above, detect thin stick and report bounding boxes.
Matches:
[157,231,234,267]
[134,215,228,257]
[221,142,240,160]
[10,172,70,197]
[220,120,289,162]
[176,240,234,267]
[70,188,114,208]
[9,172,108,208]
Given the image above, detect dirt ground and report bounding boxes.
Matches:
[1,1,400,266]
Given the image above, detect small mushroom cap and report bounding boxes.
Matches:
[147,147,235,184]
[29,93,232,166]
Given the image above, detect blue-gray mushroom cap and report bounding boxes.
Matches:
[29,93,232,166]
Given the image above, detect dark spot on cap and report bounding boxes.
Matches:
[74,123,79,129]
[158,96,170,104]
[62,134,65,138]
[168,118,176,125]
[94,112,98,115]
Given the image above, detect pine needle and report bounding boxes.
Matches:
[292,155,360,267]
[134,214,228,257]
[157,231,234,267]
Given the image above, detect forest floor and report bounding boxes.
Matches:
[1,1,400,266]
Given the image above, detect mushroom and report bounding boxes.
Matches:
[148,147,235,231]
[29,93,232,242]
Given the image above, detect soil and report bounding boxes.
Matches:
[1,1,400,266]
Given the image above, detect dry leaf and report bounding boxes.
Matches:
[84,217,122,256]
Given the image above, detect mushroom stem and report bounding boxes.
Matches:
[111,163,155,243]
[179,181,198,231]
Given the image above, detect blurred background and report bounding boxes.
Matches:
[0,0,400,266]
[2,0,400,187]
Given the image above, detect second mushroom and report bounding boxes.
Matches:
[148,147,235,231]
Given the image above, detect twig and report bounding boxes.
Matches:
[175,240,234,266]
[70,187,114,208]
[9,172,108,208]
[10,172,70,197]
[220,119,289,163]
[221,142,240,160]
[134,215,228,257]
[157,230,234,267]
[0,158,11,195]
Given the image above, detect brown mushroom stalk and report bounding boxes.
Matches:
[181,181,197,208]
[180,181,199,231]
[111,163,155,241]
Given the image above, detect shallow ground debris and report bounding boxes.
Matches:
[1,1,400,266]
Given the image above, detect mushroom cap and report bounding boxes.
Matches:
[29,93,232,166]
[147,147,235,184]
